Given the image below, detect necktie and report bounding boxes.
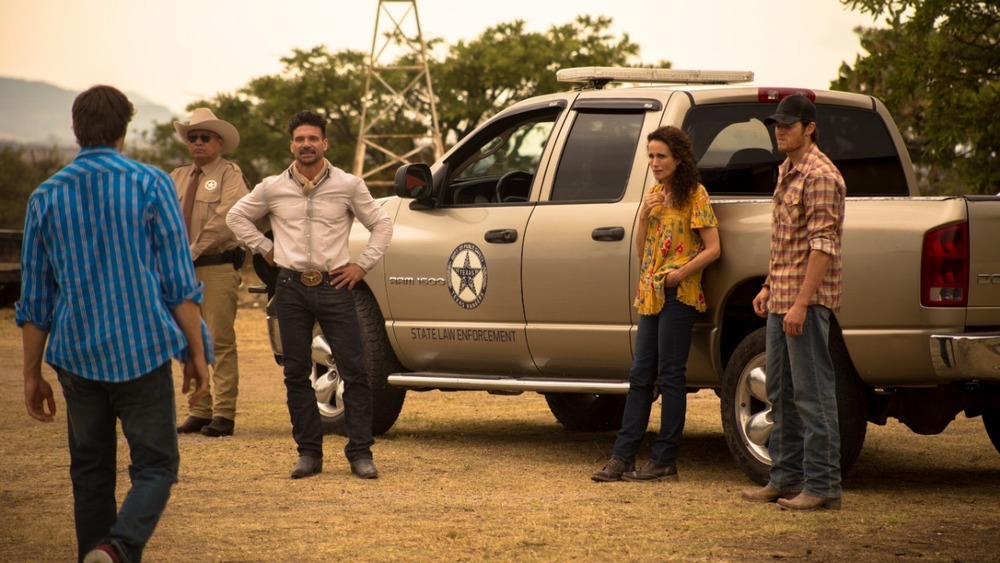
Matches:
[182,168,201,230]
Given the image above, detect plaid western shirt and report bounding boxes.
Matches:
[766,143,845,314]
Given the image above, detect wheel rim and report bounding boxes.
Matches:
[309,335,344,420]
[734,351,772,465]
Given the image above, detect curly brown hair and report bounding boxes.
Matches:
[647,125,701,210]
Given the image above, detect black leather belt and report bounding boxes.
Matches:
[279,267,334,287]
[194,248,245,268]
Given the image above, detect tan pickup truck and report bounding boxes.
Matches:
[257,67,1000,483]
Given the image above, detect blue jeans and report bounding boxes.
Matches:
[57,362,179,563]
[613,288,697,465]
[765,306,842,497]
[274,273,374,462]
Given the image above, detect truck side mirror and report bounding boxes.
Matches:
[395,164,433,200]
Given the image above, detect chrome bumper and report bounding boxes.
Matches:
[930,332,1000,381]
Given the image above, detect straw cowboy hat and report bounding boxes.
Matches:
[174,108,240,153]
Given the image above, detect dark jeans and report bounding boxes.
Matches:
[57,362,179,563]
[274,272,374,461]
[765,306,842,497]
[613,288,697,465]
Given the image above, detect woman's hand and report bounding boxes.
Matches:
[664,268,684,288]
[639,190,667,219]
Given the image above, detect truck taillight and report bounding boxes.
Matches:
[757,88,816,103]
[921,222,969,307]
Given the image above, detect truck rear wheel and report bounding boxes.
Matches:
[314,287,406,436]
[720,326,868,484]
[983,408,1000,455]
[544,393,625,432]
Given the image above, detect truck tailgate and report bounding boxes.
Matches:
[966,196,1000,325]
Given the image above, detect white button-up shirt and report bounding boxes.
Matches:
[226,162,392,272]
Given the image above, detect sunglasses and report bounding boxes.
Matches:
[186,132,216,143]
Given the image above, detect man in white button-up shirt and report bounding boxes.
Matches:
[227,110,392,480]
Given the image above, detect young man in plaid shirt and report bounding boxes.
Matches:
[741,93,847,511]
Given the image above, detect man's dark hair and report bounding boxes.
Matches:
[71,85,135,147]
[287,111,327,138]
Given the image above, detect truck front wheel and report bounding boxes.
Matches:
[983,408,1000,455]
[720,326,868,484]
[544,393,626,432]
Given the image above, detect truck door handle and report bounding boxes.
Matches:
[592,226,625,241]
[484,229,519,243]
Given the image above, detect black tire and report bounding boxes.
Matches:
[0,281,19,307]
[318,287,406,436]
[983,408,1000,454]
[545,393,626,432]
[720,326,868,485]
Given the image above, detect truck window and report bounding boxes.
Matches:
[684,104,909,197]
[443,109,560,205]
[550,111,643,202]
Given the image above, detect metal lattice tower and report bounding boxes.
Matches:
[353,0,443,188]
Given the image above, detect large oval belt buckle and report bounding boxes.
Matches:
[300,270,323,287]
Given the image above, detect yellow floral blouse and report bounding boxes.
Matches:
[634,183,718,314]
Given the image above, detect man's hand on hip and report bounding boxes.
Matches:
[329,263,366,290]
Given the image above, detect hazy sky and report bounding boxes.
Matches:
[1,0,879,114]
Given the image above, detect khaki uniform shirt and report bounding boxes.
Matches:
[170,157,247,260]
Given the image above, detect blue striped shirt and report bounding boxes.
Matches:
[16,146,212,382]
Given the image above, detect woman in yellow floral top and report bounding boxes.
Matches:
[593,126,720,483]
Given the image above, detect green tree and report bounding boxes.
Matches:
[135,47,375,189]
[141,16,645,193]
[0,145,67,230]
[431,15,641,142]
[835,1,999,194]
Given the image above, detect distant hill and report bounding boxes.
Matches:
[0,77,177,146]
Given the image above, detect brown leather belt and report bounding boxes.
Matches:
[279,267,333,287]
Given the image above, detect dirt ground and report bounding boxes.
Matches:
[1,304,999,562]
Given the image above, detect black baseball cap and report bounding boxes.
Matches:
[764,93,816,125]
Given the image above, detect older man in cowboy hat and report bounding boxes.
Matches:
[171,108,249,438]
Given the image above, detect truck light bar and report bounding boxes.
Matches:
[557,67,754,89]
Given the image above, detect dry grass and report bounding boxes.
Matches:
[1,305,999,562]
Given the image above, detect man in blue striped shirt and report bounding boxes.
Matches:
[17,85,211,563]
